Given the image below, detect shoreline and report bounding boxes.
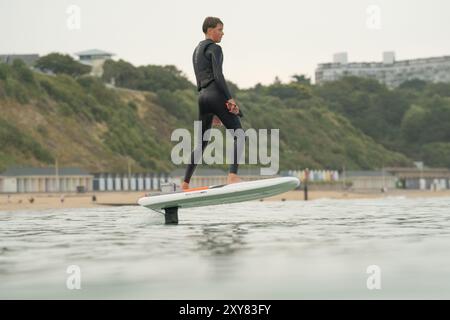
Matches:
[1,189,450,212]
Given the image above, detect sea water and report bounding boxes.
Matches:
[1,196,449,299]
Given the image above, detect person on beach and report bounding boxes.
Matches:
[181,17,243,190]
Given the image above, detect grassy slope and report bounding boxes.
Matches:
[0,68,412,173]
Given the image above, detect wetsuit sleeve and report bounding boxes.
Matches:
[208,44,232,100]
[192,48,201,91]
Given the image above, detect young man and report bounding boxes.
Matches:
[181,17,243,190]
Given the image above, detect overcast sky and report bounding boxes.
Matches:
[1,0,449,88]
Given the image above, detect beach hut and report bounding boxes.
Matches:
[114,174,122,191]
[106,174,114,191]
[152,174,159,190]
[130,175,137,191]
[122,175,129,191]
[137,174,144,191]
[0,167,93,193]
[98,174,106,191]
[144,174,151,190]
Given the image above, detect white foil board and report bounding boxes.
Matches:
[137,177,300,212]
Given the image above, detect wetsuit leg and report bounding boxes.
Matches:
[209,97,243,174]
[183,84,243,184]
[183,107,213,184]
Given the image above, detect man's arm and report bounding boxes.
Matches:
[208,44,233,100]
[193,48,201,91]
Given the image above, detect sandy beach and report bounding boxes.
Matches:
[1,189,450,212]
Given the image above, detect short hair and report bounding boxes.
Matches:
[202,17,223,34]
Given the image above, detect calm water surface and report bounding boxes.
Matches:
[1,196,449,299]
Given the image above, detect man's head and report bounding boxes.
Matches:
[202,16,224,43]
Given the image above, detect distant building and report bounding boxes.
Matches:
[0,167,93,193]
[0,54,39,66]
[385,167,450,190]
[315,52,450,88]
[92,172,169,192]
[283,169,340,183]
[346,170,397,190]
[344,168,450,190]
[74,49,114,77]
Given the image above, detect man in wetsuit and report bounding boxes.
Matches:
[181,16,243,190]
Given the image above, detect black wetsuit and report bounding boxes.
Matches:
[183,39,243,184]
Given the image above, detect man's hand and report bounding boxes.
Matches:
[212,115,222,126]
[226,99,240,115]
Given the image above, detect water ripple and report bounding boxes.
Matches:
[1,197,450,298]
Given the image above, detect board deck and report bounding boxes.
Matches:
[137,177,300,212]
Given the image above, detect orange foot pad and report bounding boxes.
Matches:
[182,186,209,192]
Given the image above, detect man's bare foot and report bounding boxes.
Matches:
[181,181,190,190]
[227,173,241,184]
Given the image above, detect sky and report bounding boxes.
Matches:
[1,0,449,88]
